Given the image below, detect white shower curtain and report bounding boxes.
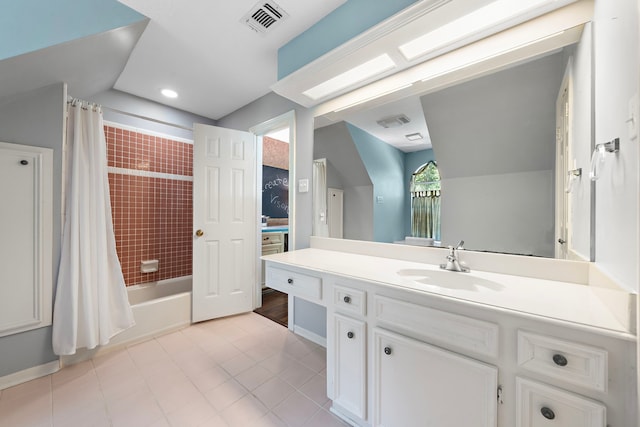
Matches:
[312,159,329,237]
[52,99,134,356]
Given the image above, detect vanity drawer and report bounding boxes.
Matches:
[517,331,608,392]
[333,285,366,317]
[374,295,499,358]
[516,377,606,427]
[265,265,322,302]
[262,232,283,245]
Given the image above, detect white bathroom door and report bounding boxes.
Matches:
[192,124,258,323]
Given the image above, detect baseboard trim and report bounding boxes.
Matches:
[329,405,360,427]
[0,360,59,390]
[293,325,327,348]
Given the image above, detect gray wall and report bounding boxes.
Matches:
[0,83,65,376]
[217,92,314,251]
[0,85,219,378]
[344,186,374,241]
[313,122,374,241]
[89,89,217,140]
[422,52,564,256]
[592,0,639,292]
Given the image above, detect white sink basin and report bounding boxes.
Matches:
[396,268,504,291]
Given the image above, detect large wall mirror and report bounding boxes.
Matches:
[312,23,594,261]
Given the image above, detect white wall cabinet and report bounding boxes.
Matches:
[373,328,498,427]
[0,142,53,337]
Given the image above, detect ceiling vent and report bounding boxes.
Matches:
[376,114,411,128]
[242,1,289,35]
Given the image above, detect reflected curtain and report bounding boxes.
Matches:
[312,159,329,237]
[52,99,134,355]
[411,190,441,240]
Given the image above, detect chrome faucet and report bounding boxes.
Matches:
[439,240,470,272]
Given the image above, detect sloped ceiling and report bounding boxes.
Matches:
[0,0,349,120]
[0,21,148,101]
[314,121,372,188]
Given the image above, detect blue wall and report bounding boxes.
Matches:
[0,0,144,61]
[347,123,406,243]
[277,0,418,79]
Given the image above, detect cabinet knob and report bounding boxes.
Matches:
[20,160,29,165]
[287,278,293,284]
[347,331,354,339]
[552,354,568,367]
[540,407,555,420]
[343,295,351,304]
[384,346,392,355]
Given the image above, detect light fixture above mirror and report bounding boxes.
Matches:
[398,0,575,61]
[271,0,592,111]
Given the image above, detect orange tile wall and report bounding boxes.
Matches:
[105,125,193,286]
[263,136,289,170]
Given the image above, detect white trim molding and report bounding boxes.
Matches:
[0,360,59,391]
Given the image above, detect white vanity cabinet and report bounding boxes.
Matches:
[330,313,367,420]
[264,264,323,304]
[516,377,606,427]
[327,280,368,423]
[514,331,610,427]
[326,276,499,427]
[263,247,637,427]
[373,327,498,427]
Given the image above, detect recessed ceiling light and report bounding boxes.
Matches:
[303,54,396,101]
[161,88,178,98]
[405,132,423,141]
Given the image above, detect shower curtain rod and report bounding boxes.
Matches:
[67,97,194,132]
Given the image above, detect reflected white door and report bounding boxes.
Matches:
[328,188,343,238]
[192,124,257,322]
[555,84,569,259]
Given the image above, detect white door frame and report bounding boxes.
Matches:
[250,110,296,322]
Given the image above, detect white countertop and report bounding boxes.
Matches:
[263,248,634,336]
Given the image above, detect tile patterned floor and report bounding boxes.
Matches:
[0,313,349,427]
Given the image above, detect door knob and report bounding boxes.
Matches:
[195,229,204,237]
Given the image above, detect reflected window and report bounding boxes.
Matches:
[411,161,441,240]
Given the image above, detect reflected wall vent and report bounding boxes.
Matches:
[242,1,289,35]
[376,114,411,128]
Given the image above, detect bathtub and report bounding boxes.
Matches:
[105,275,193,348]
[58,276,192,368]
